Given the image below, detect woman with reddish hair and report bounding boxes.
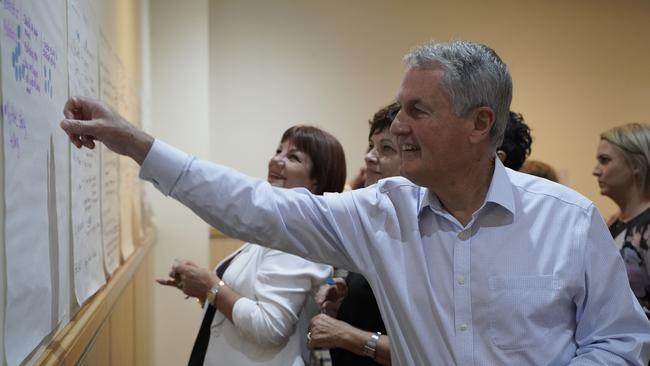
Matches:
[158,125,346,366]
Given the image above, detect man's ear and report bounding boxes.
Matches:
[468,107,495,144]
[496,150,507,163]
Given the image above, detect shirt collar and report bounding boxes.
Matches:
[418,157,516,218]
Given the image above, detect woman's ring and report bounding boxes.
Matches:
[307,331,312,342]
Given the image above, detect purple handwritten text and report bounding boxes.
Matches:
[3,0,19,19]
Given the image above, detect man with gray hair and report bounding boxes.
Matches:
[61,41,650,365]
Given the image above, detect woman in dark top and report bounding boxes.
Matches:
[329,272,388,365]
[308,103,399,366]
[593,123,650,316]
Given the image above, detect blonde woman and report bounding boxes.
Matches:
[593,123,650,316]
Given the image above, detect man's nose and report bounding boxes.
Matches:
[390,113,408,135]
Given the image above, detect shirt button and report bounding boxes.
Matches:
[460,324,468,331]
[458,231,468,240]
[458,276,466,285]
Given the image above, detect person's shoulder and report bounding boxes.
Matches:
[375,176,420,194]
[507,169,593,212]
[344,176,420,202]
[637,206,650,221]
[625,205,650,228]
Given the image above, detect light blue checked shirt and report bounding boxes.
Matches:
[141,140,650,366]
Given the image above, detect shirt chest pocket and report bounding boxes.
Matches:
[487,275,562,350]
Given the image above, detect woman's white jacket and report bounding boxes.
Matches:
[203,243,331,366]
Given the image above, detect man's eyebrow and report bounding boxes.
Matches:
[400,97,424,106]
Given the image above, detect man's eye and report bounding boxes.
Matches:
[408,106,426,117]
[414,107,427,115]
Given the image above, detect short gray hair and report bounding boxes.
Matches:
[404,41,512,148]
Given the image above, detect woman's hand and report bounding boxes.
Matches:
[308,313,353,349]
[156,259,219,302]
[314,277,347,317]
[308,313,393,365]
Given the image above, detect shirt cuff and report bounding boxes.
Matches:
[139,139,192,196]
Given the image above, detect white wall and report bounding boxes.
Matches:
[149,1,210,365]
[208,1,407,180]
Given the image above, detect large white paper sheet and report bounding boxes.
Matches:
[100,144,120,274]
[116,60,136,258]
[98,32,121,274]
[68,0,105,304]
[119,155,136,258]
[123,78,145,246]
[1,0,67,364]
[99,31,118,108]
[43,0,71,330]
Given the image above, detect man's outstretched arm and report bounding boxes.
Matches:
[60,96,367,271]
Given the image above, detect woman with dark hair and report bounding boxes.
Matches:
[496,111,532,171]
[308,103,399,366]
[158,125,346,366]
[593,123,650,318]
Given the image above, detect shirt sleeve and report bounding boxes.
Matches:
[231,249,331,346]
[139,139,371,271]
[570,205,650,365]
[139,139,191,195]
